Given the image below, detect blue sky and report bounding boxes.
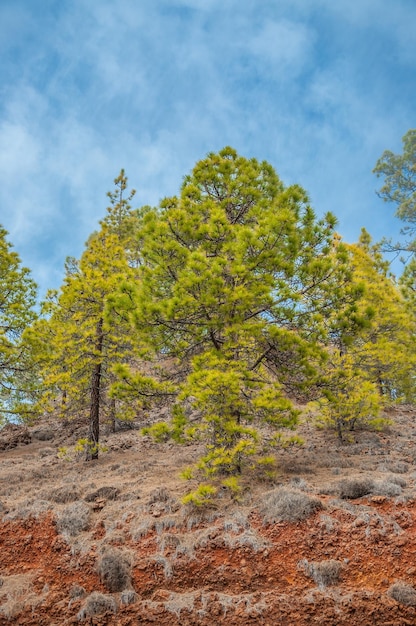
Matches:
[0,0,415,297]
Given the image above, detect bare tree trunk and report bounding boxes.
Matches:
[109,397,117,433]
[88,318,103,460]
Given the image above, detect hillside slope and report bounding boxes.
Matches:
[1,407,416,625]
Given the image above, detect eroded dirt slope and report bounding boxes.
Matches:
[1,407,416,625]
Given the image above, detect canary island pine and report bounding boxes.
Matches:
[26,173,143,458]
[116,147,362,501]
[0,226,37,423]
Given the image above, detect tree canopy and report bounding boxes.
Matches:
[2,146,415,498]
[0,226,37,423]
[111,147,367,499]
[374,129,416,246]
[25,173,142,458]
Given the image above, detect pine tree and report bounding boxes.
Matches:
[27,174,141,458]
[373,129,416,240]
[312,230,416,439]
[0,226,37,423]
[115,147,361,500]
[349,231,416,400]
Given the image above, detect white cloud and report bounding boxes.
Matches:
[248,19,315,73]
[0,0,414,297]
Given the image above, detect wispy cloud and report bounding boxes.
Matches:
[0,0,414,295]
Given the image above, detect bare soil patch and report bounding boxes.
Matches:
[1,406,416,624]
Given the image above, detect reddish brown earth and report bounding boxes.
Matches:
[2,407,416,624]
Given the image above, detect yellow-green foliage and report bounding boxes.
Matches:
[374,129,416,223]
[74,438,108,457]
[221,476,242,500]
[342,232,416,401]
[28,228,138,418]
[113,147,363,496]
[181,484,217,507]
[24,172,146,457]
[58,439,108,460]
[0,226,37,423]
[310,353,390,440]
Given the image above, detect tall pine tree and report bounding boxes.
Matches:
[0,226,37,423]
[28,173,140,458]
[115,148,362,500]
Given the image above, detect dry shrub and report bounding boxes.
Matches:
[223,510,250,532]
[84,486,119,502]
[337,477,374,499]
[299,559,343,589]
[148,486,170,504]
[48,485,80,504]
[0,573,43,620]
[69,585,86,599]
[120,589,138,605]
[4,499,52,520]
[318,514,338,533]
[97,547,133,592]
[77,592,117,620]
[259,487,323,523]
[56,501,90,537]
[224,529,271,553]
[183,507,222,530]
[372,480,402,497]
[388,475,407,487]
[152,554,174,579]
[39,447,55,458]
[146,486,179,515]
[387,581,416,606]
[130,516,156,541]
[31,428,54,441]
[388,462,409,474]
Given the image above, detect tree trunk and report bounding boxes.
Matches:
[110,397,117,433]
[88,318,104,460]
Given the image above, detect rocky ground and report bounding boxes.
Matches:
[2,406,416,625]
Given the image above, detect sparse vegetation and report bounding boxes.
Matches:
[77,592,117,620]
[68,585,86,599]
[259,487,323,523]
[337,477,375,499]
[372,480,402,497]
[56,501,91,536]
[298,558,343,589]
[47,485,80,504]
[120,589,138,605]
[387,581,416,606]
[84,486,119,502]
[224,528,271,552]
[96,547,133,592]
[0,572,48,621]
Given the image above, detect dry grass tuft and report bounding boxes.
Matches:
[259,487,323,523]
[224,529,271,552]
[0,573,44,620]
[148,486,170,504]
[96,547,133,592]
[337,477,374,499]
[372,480,402,497]
[298,558,343,589]
[56,501,91,537]
[120,589,138,605]
[146,486,180,515]
[387,581,416,606]
[47,485,80,504]
[84,486,119,502]
[68,584,86,599]
[77,592,117,620]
